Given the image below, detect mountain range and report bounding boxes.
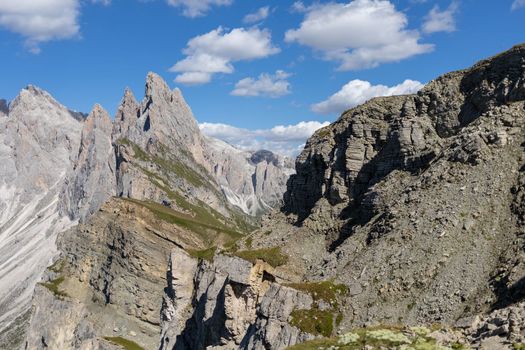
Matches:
[2,44,525,350]
[0,73,293,348]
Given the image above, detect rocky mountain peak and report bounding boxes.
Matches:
[84,104,112,132]
[145,71,172,101]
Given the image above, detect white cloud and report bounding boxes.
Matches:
[199,120,330,157]
[166,0,233,17]
[285,0,433,70]
[231,70,291,98]
[0,0,80,53]
[91,0,111,5]
[312,79,424,115]
[170,26,280,85]
[243,6,270,23]
[422,2,458,34]
[291,1,307,13]
[512,0,525,10]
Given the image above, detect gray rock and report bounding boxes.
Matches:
[60,104,116,222]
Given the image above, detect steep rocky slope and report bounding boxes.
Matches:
[0,87,83,344]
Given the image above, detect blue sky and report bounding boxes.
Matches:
[0,0,524,155]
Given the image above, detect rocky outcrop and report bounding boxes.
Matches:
[206,137,294,216]
[23,198,213,350]
[160,250,314,350]
[60,104,116,222]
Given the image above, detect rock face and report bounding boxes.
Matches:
[206,136,294,216]
[60,104,116,222]
[0,86,82,344]
[160,250,315,350]
[277,44,525,330]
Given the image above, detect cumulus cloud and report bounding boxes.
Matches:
[243,6,270,23]
[231,70,291,97]
[285,0,433,70]
[0,0,81,53]
[166,0,233,17]
[512,0,525,10]
[170,26,279,85]
[199,120,330,157]
[422,2,459,34]
[312,79,424,115]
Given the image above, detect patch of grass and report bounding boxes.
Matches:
[286,281,348,307]
[245,237,253,249]
[233,247,288,268]
[286,326,464,350]
[290,309,335,338]
[513,344,525,350]
[103,337,144,350]
[315,126,331,139]
[124,198,243,245]
[47,259,65,274]
[118,138,256,239]
[118,138,210,189]
[187,246,216,262]
[137,168,248,238]
[39,276,68,298]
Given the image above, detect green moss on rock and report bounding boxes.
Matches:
[286,281,348,307]
[290,309,335,338]
[103,336,145,350]
[39,276,68,298]
[233,247,288,268]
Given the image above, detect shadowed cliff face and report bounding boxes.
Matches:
[283,44,525,233]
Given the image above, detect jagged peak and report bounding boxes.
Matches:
[88,104,111,120]
[9,84,76,121]
[145,72,171,99]
[122,87,137,105]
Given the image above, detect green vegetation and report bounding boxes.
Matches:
[47,258,65,274]
[39,276,68,298]
[232,247,289,268]
[103,337,145,350]
[117,138,257,237]
[244,236,253,249]
[286,281,348,307]
[124,198,243,244]
[117,138,210,189]
[187,246,217,262]
[513,344,525,350]
[286,326,466,350]
[290,309,336,337]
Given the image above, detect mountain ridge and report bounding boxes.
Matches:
[0,74,293,347]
